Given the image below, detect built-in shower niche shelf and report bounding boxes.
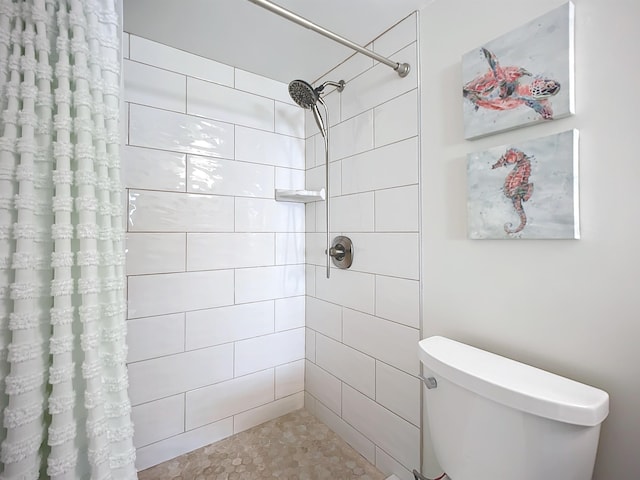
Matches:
[275,188,325,203]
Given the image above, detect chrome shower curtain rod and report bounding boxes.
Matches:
[247,0,411,78]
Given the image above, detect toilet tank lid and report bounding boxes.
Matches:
[418,336,609,427]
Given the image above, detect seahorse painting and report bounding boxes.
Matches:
[491,148,534,234]
[466,130,579,240]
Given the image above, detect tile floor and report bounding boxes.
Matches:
[138,408,387,479]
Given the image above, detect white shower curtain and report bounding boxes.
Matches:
[0,0,137,478]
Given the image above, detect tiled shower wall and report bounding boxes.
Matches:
[122,35,307,470]
[304,13,422,479]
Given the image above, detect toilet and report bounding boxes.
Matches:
[418,336,609,480]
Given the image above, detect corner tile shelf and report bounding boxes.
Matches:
[275,189,325,203]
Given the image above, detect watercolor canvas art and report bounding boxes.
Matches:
[467,130,579,240]
[462,2,575,139]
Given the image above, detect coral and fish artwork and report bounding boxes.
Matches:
[467,130,579,240]
[462,2,574,139]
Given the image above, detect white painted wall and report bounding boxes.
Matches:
[122,35,306,470]
[420,0,640,478]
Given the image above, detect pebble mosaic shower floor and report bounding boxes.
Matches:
[137,409,387,479]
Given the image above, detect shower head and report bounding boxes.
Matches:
[288,79,346,109]
[288,79,345,138]
[288,79,318,109]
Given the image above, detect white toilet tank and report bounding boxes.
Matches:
[418,336,609,480]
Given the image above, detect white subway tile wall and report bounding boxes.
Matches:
[304,12,422,476]
[275,360,305,398]
[135,418,233,472]
[315,334,376,398]
[313,399,377,464]
[129,104,235,158]
[342,384,420,470]
[127,313,185,363]
[187,78,275,131]
[124,36,305,470]
[125,233,186,276]
[185,369,275,430]
[372,14,418,58]
[131,394,184,447]
[129,35,234,86]
[186,155,275,198]
[125,11,421,477]
[123,60,186,113]
[375,361,421,427]
[122,146,186,192]
[184,301,274,350]
[275,296,306,331]
[232,392,305,434]
[274,166,305,190]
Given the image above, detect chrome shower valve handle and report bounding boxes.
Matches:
[325,236,353,269]
[327,245,345,260]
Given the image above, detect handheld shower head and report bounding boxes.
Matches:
[288,79,345,138]
[288,79,345,109]
[287,78,345,280]
[309,101,326,138]
[288,79,325,136]
[288,79,318,109]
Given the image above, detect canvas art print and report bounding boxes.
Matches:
[462,2,575,139]
[467,130,579,240]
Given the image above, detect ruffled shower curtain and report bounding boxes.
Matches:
[0,0,137,478]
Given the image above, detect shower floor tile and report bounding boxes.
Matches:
[138,408,386,479]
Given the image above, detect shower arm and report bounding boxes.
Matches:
[317,96,331,279]
[247,0,411,78]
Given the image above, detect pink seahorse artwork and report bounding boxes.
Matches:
[491,147,534,234]
[467,130,579,240]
